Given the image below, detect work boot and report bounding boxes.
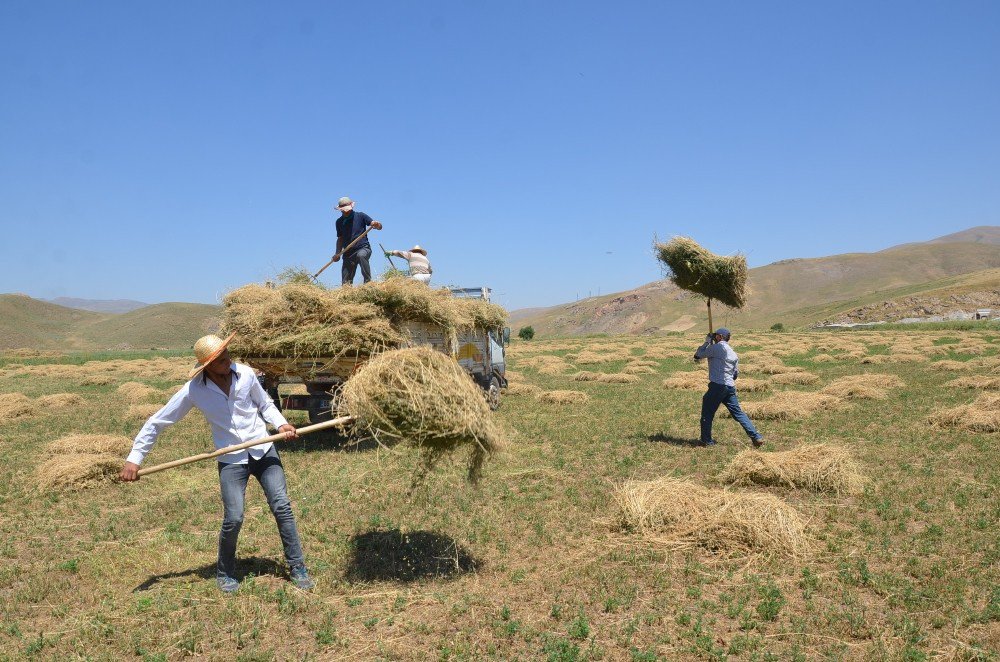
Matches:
[290,566,315,591]
[702,439,718,447]
[217,575,239,594]
[751,436,765,448]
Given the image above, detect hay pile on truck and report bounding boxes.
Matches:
[221,278,510,423]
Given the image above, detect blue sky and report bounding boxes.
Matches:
[2,1,998,311]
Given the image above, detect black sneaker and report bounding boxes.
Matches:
[702,439,718,447]
[751,436,764,448]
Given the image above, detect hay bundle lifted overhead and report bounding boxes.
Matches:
[655,237,748,309]
[339,347,506,483]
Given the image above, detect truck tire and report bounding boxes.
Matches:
[487,376,501,411]
[308,408,333,424]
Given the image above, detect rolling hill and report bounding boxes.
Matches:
[512,228,1000,336]
[0,295,220,351]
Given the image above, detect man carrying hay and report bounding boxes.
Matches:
[334,196,383,285]
[694,328,764,448]
[118,333,316,594]
[385,244,432,284]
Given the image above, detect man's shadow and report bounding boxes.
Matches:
[134,556,284,592]
[646,432,703,447]
[344,529,481,582]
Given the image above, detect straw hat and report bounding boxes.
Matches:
[188,332,237,379]
[410,245,427,255]
[337,196,354,210]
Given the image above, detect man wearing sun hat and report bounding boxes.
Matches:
[118,333,316,594]
[333,196,383,285]
[694,328,764,448]
[386,244,433,284]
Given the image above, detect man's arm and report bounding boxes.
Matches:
[694,335,725,360]
[361,212,383,231]
[119,387,194,481]
[249,375,297,439]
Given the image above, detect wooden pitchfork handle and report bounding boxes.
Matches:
[135,415,354,477]
[313,226,377,279]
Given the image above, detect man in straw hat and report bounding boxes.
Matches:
[385,244,433,284]
[333,196,383,285]
[694,328,764,448]
[118,333,316,594]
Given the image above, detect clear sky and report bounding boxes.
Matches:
[2,1,998,312]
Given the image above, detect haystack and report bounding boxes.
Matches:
[0,393,37,421]
[820,374,905,400]
[740,392,842,421]
[36,453,121,491]
[720,444,867,495]
[929,393,1000,432]
[537,390,590,404]
[38,393,86,409]
[49,434,132,455]
[338,347,505,483]
[661,371,707,390]
[615,477,808,556]
[654,237,748,309]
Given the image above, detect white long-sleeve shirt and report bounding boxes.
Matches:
[126,362,288,466]
[390,250,432,275]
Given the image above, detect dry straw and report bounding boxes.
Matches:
[338,346,505,483]
[820,374,905,400]
[654,237,748,308]
[622,365,656,375]
[37,454,122,491]
[929,393,1000,432]
[614,477,808,557]
[945,376,1000,390]
[930,360,968,372]
[662,371,708,390]
[116,382,163,402]
[720,444,867,495]
[127,404,163,420]
[573,371,640,384]
[740,392,842,421]
[504,383,542,396]
[0,393,37,421]
[770,372,820,386]
[49,434,132,455]
[38,393,85,409]
[537,390,590,404]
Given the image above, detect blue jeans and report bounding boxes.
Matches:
[341,246,372,285]
[217,446,305,579]
[700,382,760,443]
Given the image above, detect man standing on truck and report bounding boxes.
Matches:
[118,333,316,594]
[694,328,764,448]
[385,244,432,284]
[333,196,383,285]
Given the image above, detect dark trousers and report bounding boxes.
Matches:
[341,246,373,285]
[700,382,760,442]
[217,446,305,579]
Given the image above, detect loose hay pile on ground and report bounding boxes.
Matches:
[504,383,542,396]
[930,360,969,372]
[520,355,574,375]
[820,374,905,400]
[570,349,634,364]
[720,444,867,495]
[655,237,748,308]
[573,371,639,384]
[614,477,808,556]
[0,393,37,421]
[37,393,86,409]
[537,390,590,404]
[929,393,1000,432]
[735,378,770,393]
[662,371,707,390]
[116,382,163,402]
[740,392,842,421]
[36,454,122,491]
[945,376,1000,390]
[622,365,656,375]
[127,404,163,420]
[49,434,132,455]
[338,347,505,483]
[770,371,820,386]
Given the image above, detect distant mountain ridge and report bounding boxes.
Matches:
[512,227,1000,335]
[47,297,149,314]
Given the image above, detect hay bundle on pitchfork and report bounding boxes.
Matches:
[655,236,748,332]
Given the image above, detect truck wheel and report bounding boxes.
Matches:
[308,408,333,424]
[487,376,501,411]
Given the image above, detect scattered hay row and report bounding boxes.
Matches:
[662,371,707,390]
[819,373,905,400]
[0,393,37,420]
[615,477,808,556]
[720,444,867,495]
[573,371,640,384]
[945,376,1000,390]
[770,372,820,386]
[537,390,590,405]
[929,393,1000,432]
[504,383,542,396]
[740,392,842,421]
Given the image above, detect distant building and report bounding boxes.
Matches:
[976,309,992,320]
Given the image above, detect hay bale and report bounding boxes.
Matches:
[504,383,542,396]
[929,393,1000,432]
[614,477,808,556]
[0,393,37,421]
[338,347,505,483]
[537,390,589,404]
[820,374,905,400]
[740,392,842,421]
[37,393,86,409]
[116,382,162,402]
[654,237,748,308]
[770,372,819,386]
[720,444,867,495]
[36,453,122,491]
[49,434,132,455]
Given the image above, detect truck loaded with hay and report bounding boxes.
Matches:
[222,278,510,423]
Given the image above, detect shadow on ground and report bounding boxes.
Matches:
[280,429,382,454]
[344,529,481,582]
[134,556,284,592]
[646,432,704,447]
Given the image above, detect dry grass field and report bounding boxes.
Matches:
[0,330,998,660]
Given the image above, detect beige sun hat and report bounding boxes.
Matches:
[409,244,427,255]
[188,332,237,379]
[336,196,354,210]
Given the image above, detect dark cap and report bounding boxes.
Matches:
[714,328,731,339]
